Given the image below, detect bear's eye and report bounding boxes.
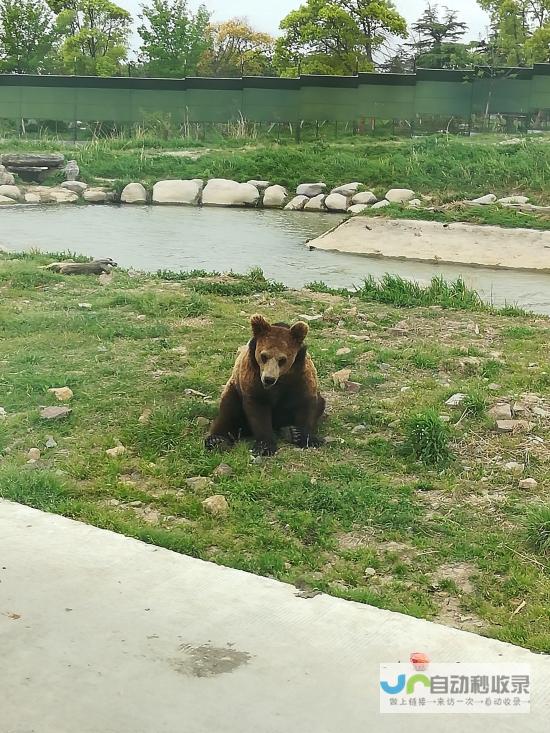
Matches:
[260,353,268,364]
[278,357,287,366]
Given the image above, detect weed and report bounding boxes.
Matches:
[405,410,452,466]
[526,508,550,554]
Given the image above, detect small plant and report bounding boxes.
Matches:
[463,392,486,417]
[405,410,452,466]
[526,507,550,554]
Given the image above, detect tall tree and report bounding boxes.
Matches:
[477,0,550,64]
[275,0,407,76]
[138,0,210,77]
[409,4,470,68]
[55,0,131,76]
[198,18,275,77]
[0,0,58,73]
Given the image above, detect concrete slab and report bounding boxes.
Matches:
[1,499,549,733]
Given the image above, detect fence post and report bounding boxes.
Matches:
[295,120,301,143]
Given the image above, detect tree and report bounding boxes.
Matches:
[198,18,275,77]
[409,4,469,68]
[275,0,407,76]
[138,0,210,77]
[476,0,550,64]
[56,0,131,76]
[0,0,58,73]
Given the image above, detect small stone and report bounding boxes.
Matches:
[78,303,92,309]
[196,416,210,428]
[251,455,263,465]
[488,383,501,391]
[45,436,57,449]
[48,386,73,402]
[533,406,549,418]
[106,445,126,457]
[213,463,234,478]
[138,408,152,424]
[371,199,390,209]
[136,314,146,321]
[336,347,351,356]
[388,326,409,336]
[129,500,143,507]
[40,406,72,420]
[504,461,524,475]
[349,334,370,342]
[512,401,529,416]
[345,381,362,393]
[407,199,422,208]
[496,420,533,433]
[364,567,377,578]
[27,448,41,461]
[498,195,529,205]
[470,194,497,205]
[445,393,467,407]
[439,415,451,423]
[109,499,121,506]
[202,494,229,517]
[519,478,538,490]
[351,425,367,434]
[401,386,411,393]
[0,407,6,420]
[332,369,352,388]
[489,403,513,421]
[186,476,211,491]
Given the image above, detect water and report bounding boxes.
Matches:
[3,205,550,315]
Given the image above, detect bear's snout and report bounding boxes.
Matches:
[262,375,278,388]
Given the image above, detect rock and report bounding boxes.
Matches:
[45,436,57,449]
[352,191,377,205]
[519,478,538,490]
[48,386,73,402]
[121,183,147,204]
[262,184,288,208]
[533,406,549,418]
[470,194,497,205]
[332,369,352,388]
[371,199,390,209]
[202,179,259,207]
[0,185,22,201]
[488,383,501,391]
[296,182,326,197]
[34,187,78,204]
[202,494,229,517]
[388,325,409,336]
[152,179,204,205]
[247,180,270,190]
[24,193,41,204]
[325,193,349,212]
[64,160,80,181]
[106,445,126,457]
[304,194,326,211]
[347,204,369,214]
[0,407,6,420]
[138,408,152,424]
[498,195,529,205]
[78,303,92,309]
[331,182,361,196]
[512,401,529,416]
[186,476,211,491]
[351,424,367,434]
[385,188,415,203]
[336,347,351,356]
[60,181,88,194]
[40,406,72,420]
[364,567,377,578]
[504,461,524,475]
[109,499,121,507]
[345,381,362,393]
[496,420,533,433]
[284,195,309,211]
[0,195,16,206]
[129,500,143,508]
[213,463,234,478]
[83,188,107,203]
[1,153,64,168]
[489,403,512,421]
[408,199,422,208]
[196,416,210,428]
[0,164,15,185]
[27,448,41,461]
[445,393,467,407]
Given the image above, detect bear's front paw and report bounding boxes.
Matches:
[288,427,325,449]
[252,439,278,457]
[205,434,233,451]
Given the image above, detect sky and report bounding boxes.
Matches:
[118,0,491,41]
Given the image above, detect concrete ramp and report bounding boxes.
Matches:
[308,217,550,272]
[1,499,548,733]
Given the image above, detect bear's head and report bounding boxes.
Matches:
[250,314,309,389]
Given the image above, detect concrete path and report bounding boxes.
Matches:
[1,499,549,733]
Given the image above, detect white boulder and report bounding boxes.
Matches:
[202,179,260,207]
[371,199,391,209]
[385,188,415,203]
[284,195,309,211]
[352,191,377,205]
[347,204,369,214]
[40,188,78,204]
[296,182,326,197]
[262,184,288,208]
[0,194,16,205]
[331,182,361,196]
[0,185,22,201]
[61,181,88,194]
[24,193,41,204]
[0,165,15,186]
[470,194,497,205]
[325,193,349,212]
[83,189,107,203]
[304,194,326,211]
[247,180,270,190]
[121,182,147,204]
[498,195,529,205]
[153,179,203,205]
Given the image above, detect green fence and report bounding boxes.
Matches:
[1,66,549,127]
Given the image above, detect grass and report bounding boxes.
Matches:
[2,251,550,653]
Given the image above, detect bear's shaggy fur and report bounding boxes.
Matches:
[206,314,326,456]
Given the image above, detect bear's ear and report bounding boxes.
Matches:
[290,320,309,344]
[250,314,271,337]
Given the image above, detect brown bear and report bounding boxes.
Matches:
[206,314,326,456]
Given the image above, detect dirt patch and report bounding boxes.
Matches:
[434,562,476,594]
[434,595,487,632]
[172,643,251,677]
[336,530,375,549]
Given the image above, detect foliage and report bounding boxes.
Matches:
[408,4,478,69]
[405,410,452,465]
[526,507,550,554]
[198,18,275,77]
[137,0,210,78]
[0,0,58,73]
[477,0,550,65]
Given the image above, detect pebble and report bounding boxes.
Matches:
[27,448,41,461]
[445,393,467,407]
[202,494,229,517]
[138,408,152,424]
[519,478,538,490]
[332,369,351,388]
[196,416,210,428]
[345,381,362,393]
[45,436,58,449]
[40,406,72,420]
[496,420,534,433]
[109,499,120,506]
[48,386,74,402]
[106,445,126,457]
[186,476,211,491]
[213,463,234,477]
[504,461,524,475]
[78,303,92,309]
[364,567,377,578]
[129,500,143,507]
[489,403,513,421]
[0,407,6,420]
[488,383,501,391]
[336,347,351,356]
[351,425,367,434]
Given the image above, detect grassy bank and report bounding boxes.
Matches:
[1,134,550,206]
[1,251,550,652]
